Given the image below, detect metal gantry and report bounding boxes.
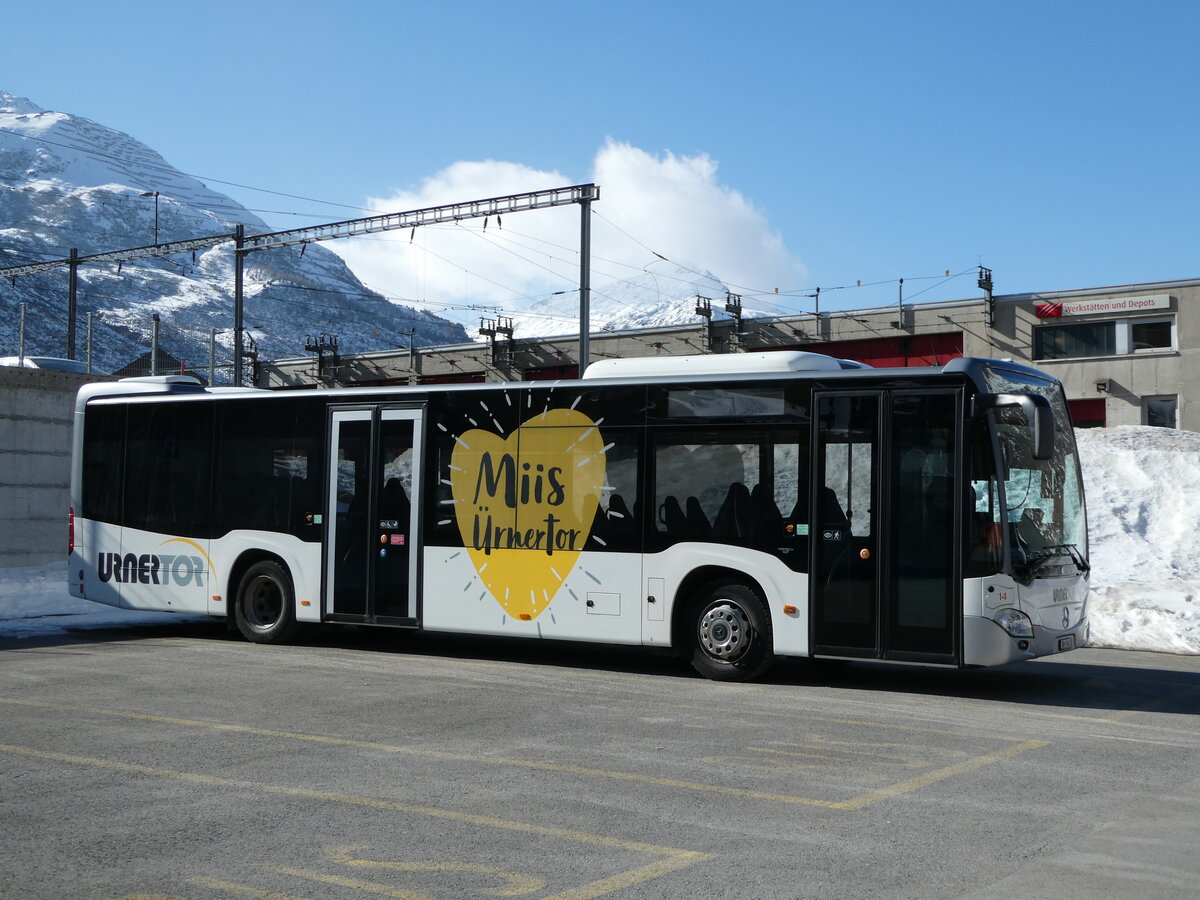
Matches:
[232,183,598,384]
[1,183,599,385]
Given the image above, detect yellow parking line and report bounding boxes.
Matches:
[0,742,709,900]
[188,877,314,900]
[758,739,933,766]
[0,697,1048,810]
[829,739,1049,810]
[264,866,446,899]
[132,639,1063,737]
[321,847,543,895]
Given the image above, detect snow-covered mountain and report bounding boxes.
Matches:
[0,91,467,378]
[502,262,766,340]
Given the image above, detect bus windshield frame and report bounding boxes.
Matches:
[977,365,1089,584]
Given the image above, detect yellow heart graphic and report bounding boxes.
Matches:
[450,408,606,621]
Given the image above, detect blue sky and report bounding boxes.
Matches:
[3,0,1197,318]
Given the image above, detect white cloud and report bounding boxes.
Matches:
[331,141,806,323]
[591,140,804,293]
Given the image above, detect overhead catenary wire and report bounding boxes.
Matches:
[35,247,583,328]
[5,123,988,341]
[0,129,373,213]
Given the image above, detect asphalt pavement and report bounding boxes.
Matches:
[1,621,1197,899]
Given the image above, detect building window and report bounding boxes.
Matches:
[1034,316,1175,360]
[1130,318,1174,352]
[1034,322,1115,360]
[1144,396,1178,428]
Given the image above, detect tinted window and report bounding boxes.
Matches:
[124,401,213,536]
[213,398,324,539]
[1145,396,1177,428]
[1131,319,1172,351]
[650,380,809,423]
[82,404,126,524]
[425,388,644,552]
[888,393,956,655]
[651,425,807,567]
[1033,322,1115,360]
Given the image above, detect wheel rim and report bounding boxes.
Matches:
[698,599,753,662]
[243,574,283,630]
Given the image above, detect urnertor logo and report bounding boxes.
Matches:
[97,538,216,588]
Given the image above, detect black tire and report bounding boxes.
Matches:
[687,580,773,681]
[234,560,301,644]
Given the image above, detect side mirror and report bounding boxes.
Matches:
[972,393,1055,461]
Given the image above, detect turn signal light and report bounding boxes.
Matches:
[782,605,798,615]
[519,613,532,621]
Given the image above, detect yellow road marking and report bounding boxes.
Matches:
[744,747,844,762]
[700,753,825,771]
[266,867,443,899]
[756,740,932,766]
[0,698,1048,810]
[188,877,313,900]
[538,853,716,900]
[1,742,709,899]
[322,846,543,896]
[120,638,1098,734]
[828,739,1049,810]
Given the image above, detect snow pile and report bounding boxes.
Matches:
[1076,426,1200,654]
[0,561,193,636]
[2,426,1198,654]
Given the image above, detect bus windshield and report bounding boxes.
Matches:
[979,367,1088,583]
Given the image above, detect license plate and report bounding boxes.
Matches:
[1058,635,1076,651]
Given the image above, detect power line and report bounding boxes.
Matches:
[0,129,373,213]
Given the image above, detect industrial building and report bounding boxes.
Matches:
[259,276,1199,432]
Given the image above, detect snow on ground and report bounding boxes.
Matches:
[1,425,1197,655]
[1075,425,1200,655]
[0,561,198,636]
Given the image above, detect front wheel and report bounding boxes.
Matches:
[234,560,301,644]
[687,581,773,681]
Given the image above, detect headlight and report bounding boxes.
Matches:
[994,608,1034,638]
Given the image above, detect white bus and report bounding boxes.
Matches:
[68,351,1089,680]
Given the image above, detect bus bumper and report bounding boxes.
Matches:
[963,615,1089,667]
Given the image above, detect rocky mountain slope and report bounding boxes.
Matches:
[0,91,467,379]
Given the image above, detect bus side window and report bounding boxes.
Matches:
[651,427,807,567]
[82,404,126,525]
[124,403,213,537]
[590,432,641,550]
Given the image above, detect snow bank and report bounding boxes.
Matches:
[1076,426,1200,654]
[1,425,1197,654]
[0,561,192,637]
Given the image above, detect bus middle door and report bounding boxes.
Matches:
[325,406,424,626]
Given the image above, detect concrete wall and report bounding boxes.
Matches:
[0,368,114,567]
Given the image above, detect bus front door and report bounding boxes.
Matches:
[811,390,960,664]
[325,407,424,625]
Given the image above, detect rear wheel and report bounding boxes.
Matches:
[234,560,301,644]
[687,581,773,681]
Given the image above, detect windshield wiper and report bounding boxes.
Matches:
[1026,543,1090,577]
